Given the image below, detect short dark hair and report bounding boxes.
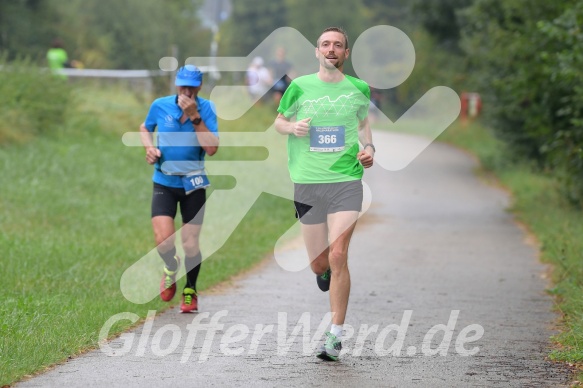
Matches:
[317,27,349,49]
[51,38,64,49]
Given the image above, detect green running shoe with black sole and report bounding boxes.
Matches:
[317,332,342,361]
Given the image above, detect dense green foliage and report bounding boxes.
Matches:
[0,0,211,68]
[412,0,474,51]
[414,0,583,204]
[458,0,583,204]
[219,0,288,57]
[219,0,415,57]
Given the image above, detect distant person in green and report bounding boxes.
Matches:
[274,26,374,361]
[46,38,80,72]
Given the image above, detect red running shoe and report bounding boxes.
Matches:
[159,256,181,302]
[180,287,198,313]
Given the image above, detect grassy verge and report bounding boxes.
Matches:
[438,120,583,380]
[0,57,72,143]
[0,84,293,385]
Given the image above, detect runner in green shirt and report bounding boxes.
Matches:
[47,38,71,71]
[274,26,375,361]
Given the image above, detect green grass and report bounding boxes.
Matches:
[0,57,72,143]
[438,120,583,381]
[0,85,294,385]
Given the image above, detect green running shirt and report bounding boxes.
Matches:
[46,48,68,70]
[277,73,370,184]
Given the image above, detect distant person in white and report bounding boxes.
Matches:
[245,56,273,102]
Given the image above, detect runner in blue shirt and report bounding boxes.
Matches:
[139,65,219,313]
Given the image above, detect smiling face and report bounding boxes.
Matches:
[316,30,350,71]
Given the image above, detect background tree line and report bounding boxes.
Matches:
[0,0,211,69]
[415,0,582,204]
[459,0,583,204]
[1,0,581,203]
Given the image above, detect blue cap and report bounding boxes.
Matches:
[175,65,203,87]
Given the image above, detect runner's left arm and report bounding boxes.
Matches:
[192,119,219,156]
[178,95,219,156]
[357,117,374,168]
[139,122,161,165]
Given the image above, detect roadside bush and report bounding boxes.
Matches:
[459,0,583,205]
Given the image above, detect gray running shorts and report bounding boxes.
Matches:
[293,180,363,225]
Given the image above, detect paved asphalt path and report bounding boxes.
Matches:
[18,132,572,387]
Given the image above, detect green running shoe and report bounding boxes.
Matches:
[317,332,342,361]
[180,287,198,313]
[159,256,181,301]
[316,268,331,292]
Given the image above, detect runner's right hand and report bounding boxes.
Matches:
[145,146,161,165]
[292,117,311,137]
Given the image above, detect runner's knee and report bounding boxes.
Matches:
[156,238,175,253]
[328,248,348,272]
[182,239,200,256]
[310,257,329,275]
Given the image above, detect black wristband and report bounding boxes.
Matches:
[363,143,375,152]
